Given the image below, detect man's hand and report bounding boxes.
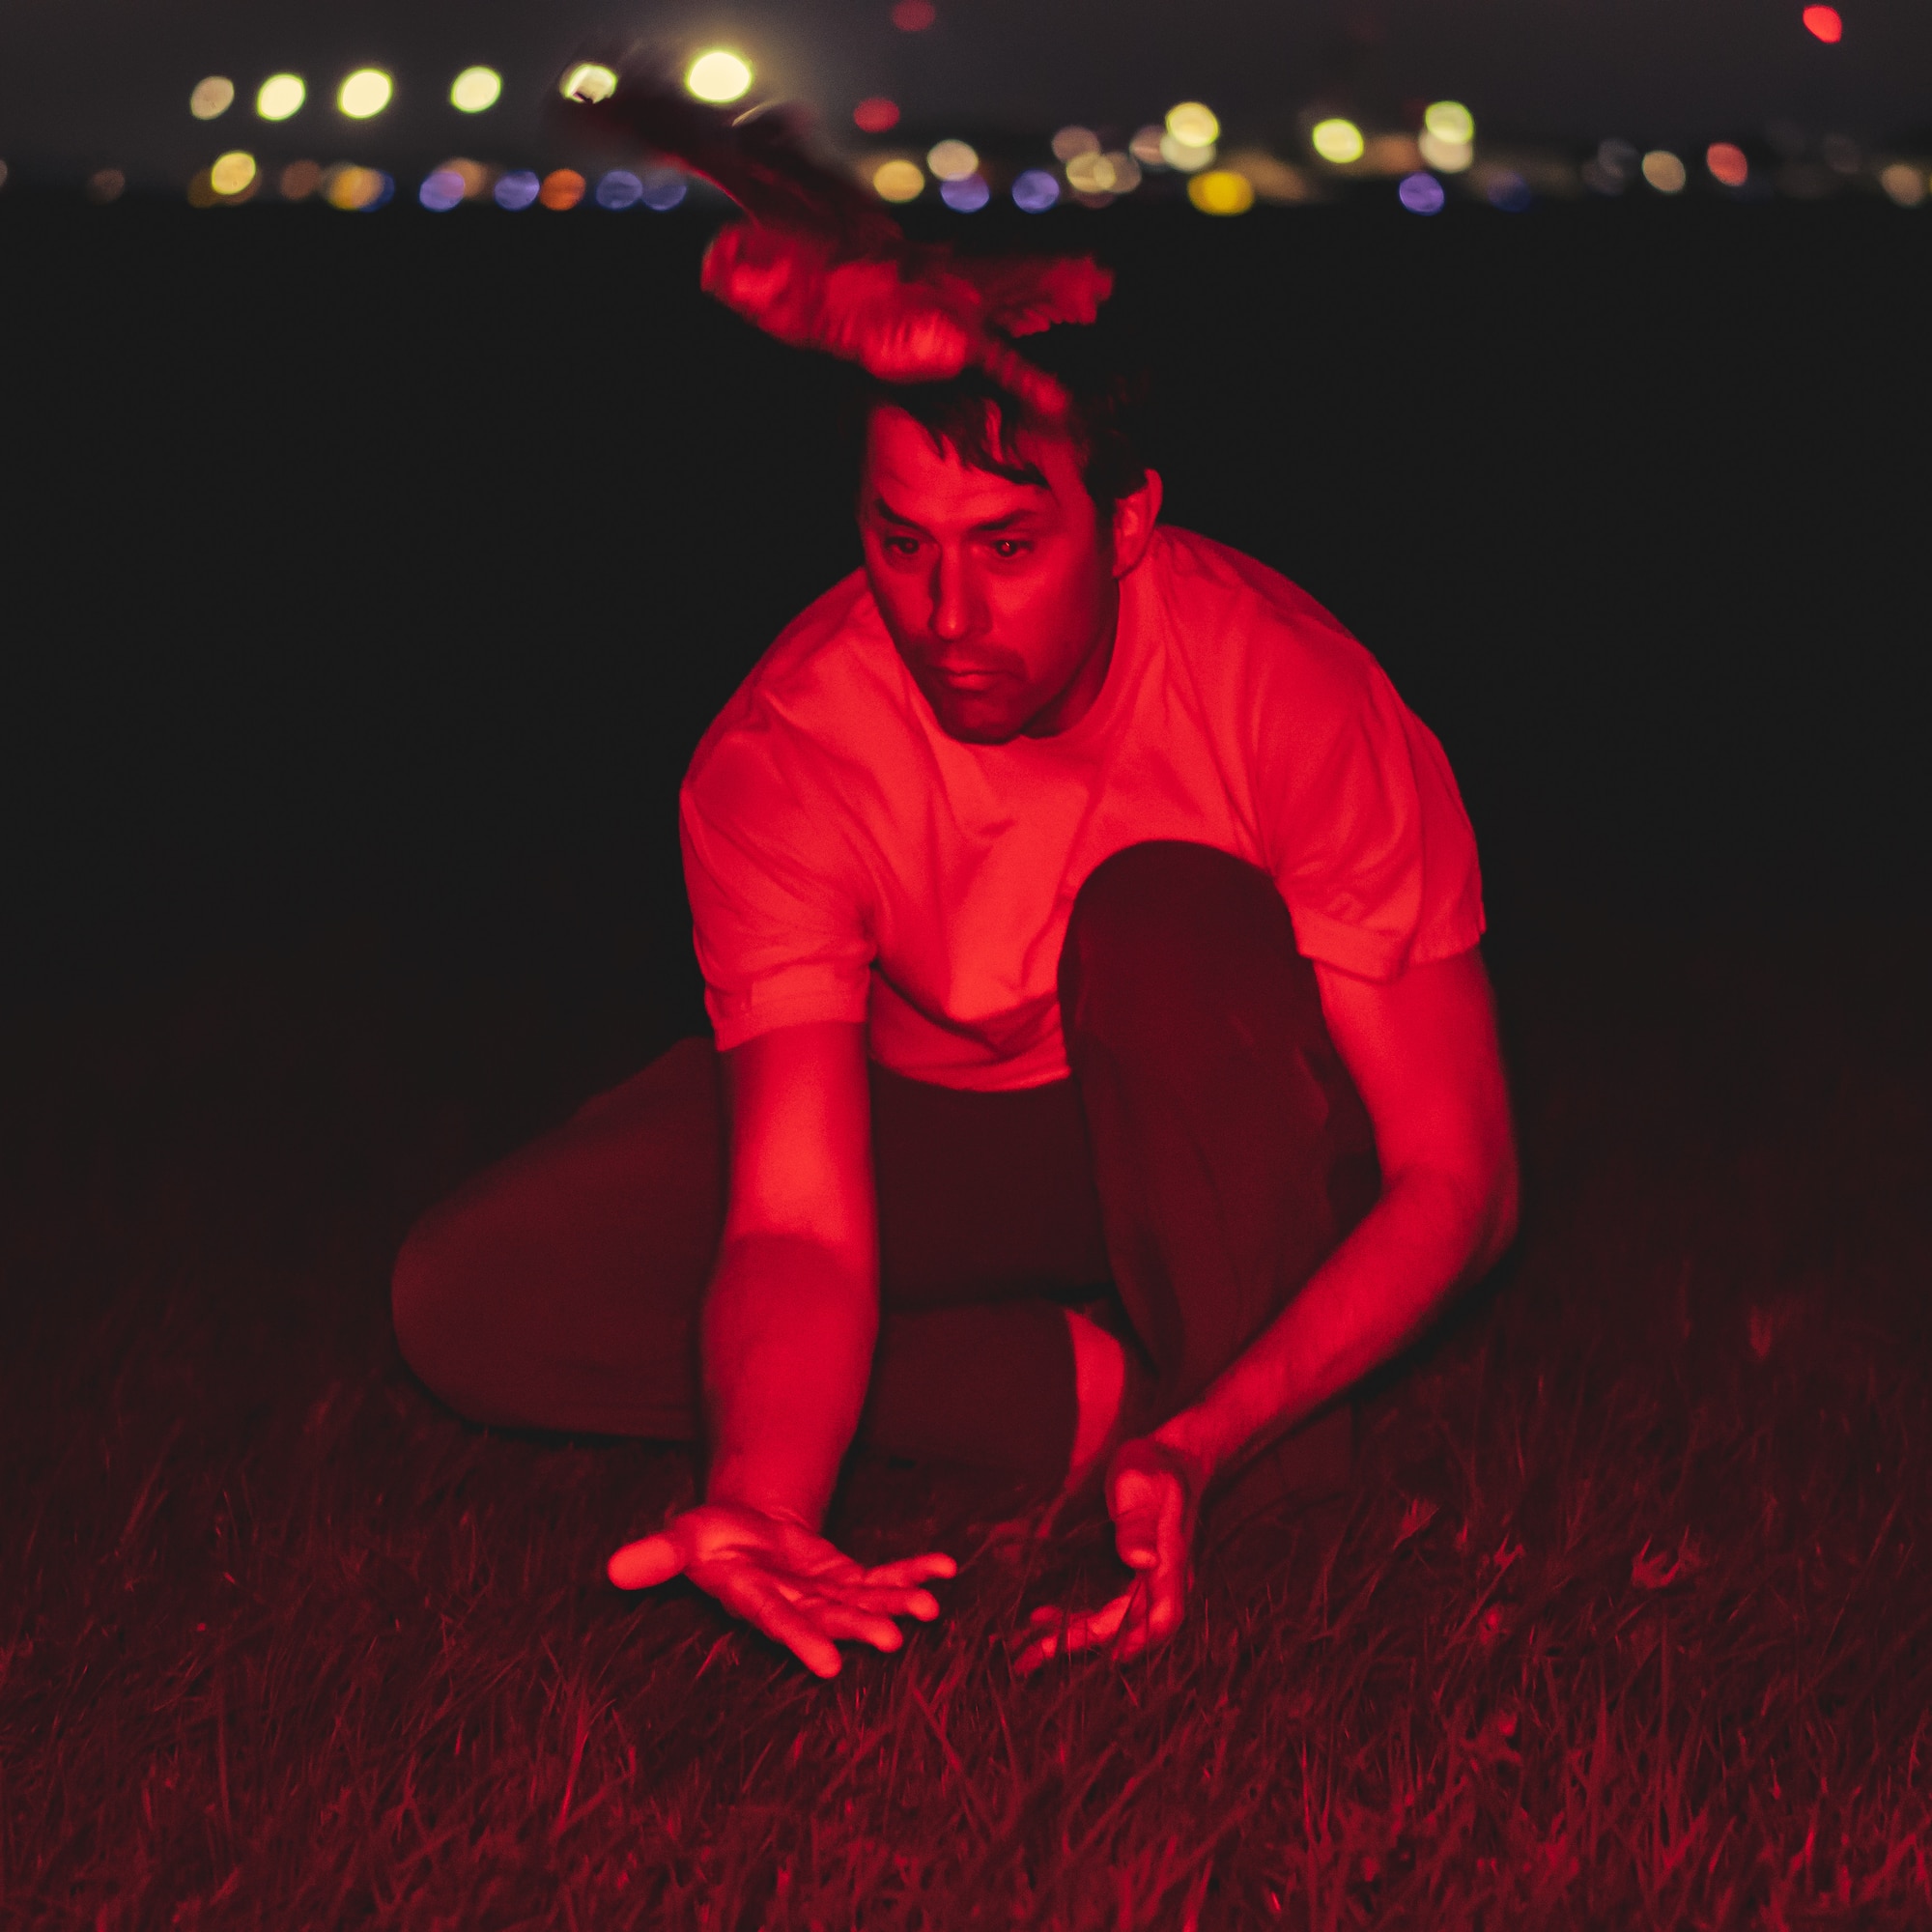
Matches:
[608,1503,956,1680]
[1013,1437,1206,1672]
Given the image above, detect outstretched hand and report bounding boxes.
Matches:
[1014,1437,1205,1673]
[609,1503,956,1680]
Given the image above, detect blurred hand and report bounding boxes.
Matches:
[1013,1437,1204,1673]
[608,1503,955,1680]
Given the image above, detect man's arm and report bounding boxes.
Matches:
[1160,943,1519,1480]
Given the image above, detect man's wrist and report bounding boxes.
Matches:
[703,1455,826,1532]
[1148,1411,1221,1492]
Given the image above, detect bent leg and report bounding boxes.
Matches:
[1060,841,1380,1420]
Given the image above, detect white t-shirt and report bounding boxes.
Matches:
[680,525,1485,1092]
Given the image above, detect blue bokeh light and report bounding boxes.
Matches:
[494,170,540,212]
[940,173,991,212]
[596,170,643,210]
[359,172,395,212]
[1398,171,1446,215]
[1486,170,1532,212]
[1012,168,1060,213]
[418,169,466,213]
[639,170,688,211]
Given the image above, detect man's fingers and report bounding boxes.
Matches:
[859,1552,958,1590]
[723,1574,847,1679]
[607,1532,686,1591]
[1012,1591,1132,1673]
[795,1596,910,1655]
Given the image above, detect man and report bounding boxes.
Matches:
[392,246,1517,1681]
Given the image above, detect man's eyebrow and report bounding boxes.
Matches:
[869,497,924,529]
[867,497,1047,533]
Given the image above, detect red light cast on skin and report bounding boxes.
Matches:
[1803,6,1843,43]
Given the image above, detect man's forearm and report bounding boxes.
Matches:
[1154,1165,1514,1484]
[700,1233,878,1530]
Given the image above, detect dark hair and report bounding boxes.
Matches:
[852,319,1151,518]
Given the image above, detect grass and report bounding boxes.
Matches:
[4,901,1930,1928]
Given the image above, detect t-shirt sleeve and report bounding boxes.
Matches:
[679,725,875,1050]
[1255,639,1486,982]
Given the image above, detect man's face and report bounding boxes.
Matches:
[858,405,1122,745]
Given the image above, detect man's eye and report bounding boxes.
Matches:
[883,535,921,556]
[990,539,1031,558]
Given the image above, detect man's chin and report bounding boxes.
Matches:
[920,684,1028,746]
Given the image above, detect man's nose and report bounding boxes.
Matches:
[929,546,977,640]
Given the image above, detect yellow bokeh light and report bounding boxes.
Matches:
[1065,152,1116,193]
[450,67,502,114]
[1878,161,1926,207]
[1159,131,1214,172]
[210,151,257,195]
[1188,169,1255,214]
[1423,100,1475,146]
[926,139,979,182]
[1311,118,1365,164]
[322,163,386,210]
[1641,149,1687,193]
[338,70,392,119]
[560,64,617,103]
[256,74,306,122]
[686,50,753,103]
[190,76,235,122]
[872,157,924,202]
[1417,129,1473,173]
[1165,101,1220,149]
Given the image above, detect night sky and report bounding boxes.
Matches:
[4,0,1929,184]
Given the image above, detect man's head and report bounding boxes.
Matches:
[857,373,1161,745]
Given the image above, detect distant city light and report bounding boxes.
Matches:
[1802,5,1843,42]
[338,71,392,120]
[1485,169,1532,211]
[1165,102,1220,150]
[686,51,753,103]
[495,170,540,211]
[927,140,979,182]
[257,74,305,122]
[940,174,990,212]
[1160,133,1214,172]
[210,151,257,196]
[1188,169,1254,214]
[639,170,687,210]
[87,168,127,204]
[1642,149,1687,192]
[1311,119,1365,164]
[872,157,924,202]
[450,68,502,114]
[854,98,900,133]
[436,158,492,199]
[323,164,391,210]
[1417,130,1473,173]
[892,0,937,29]
[280,159,322,200]
[419,168,467,212]
[560,64,617,104]
[1011,168,1060,212]
[1066,151,1140,195]
[1129,127,1167,168]
[596,170,644,209]
[1398,171,1446,214]
[1424,101,1475,146]
[190,77,235,122]
[1878,161,1926,207]
[1052,127,1100,161]
[1706,142,1750,187]
[540,169,586,210]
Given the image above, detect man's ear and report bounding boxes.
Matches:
[1109,469,1163,579]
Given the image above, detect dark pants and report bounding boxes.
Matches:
[391,843,1379,1481]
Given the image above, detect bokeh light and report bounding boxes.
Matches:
[940,174,990,212]
[1424,101,1476,145]
[1802,5,1843,42]
[450,68,502,114]
[1417,130,1473,173]
[338,71,392,120]
[190,77,235,122]
[639,170,688,210]
[1706,142,1749,187]
[419,168,467,212]
[560,64,617,104]
[1129,127,1167,168]
[892,0,937,29]
[872,157,925,202]
[1398,171,1446,214]
[436,158,492,200]
[1187,169,1254,214]
[596,170,644,210]
[1066,152,1141,196]
[1878,162,1926,207]
[1165,102,1220,150]
[323,164,391,210]
[1011,169,1060,212]
[686,51,753,103]
[256,74,305,122]
[1160,133,1215,172]
[1485,169,1532,211]
[280,159,322,200]
[210,151,257,196]
[87,168,126,204]
[495,169,540,211]
[1311,119,1365,164]
[1642,149,1687,192]
[1052,126,1099,161]
[927,140,979,182]
[540,168,586,210]
[854,98,900,133]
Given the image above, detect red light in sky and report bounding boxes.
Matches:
[1802,6,1843,42]
[1706,142,1749,186]
[853,97,901,132]
[892,0,937,30]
